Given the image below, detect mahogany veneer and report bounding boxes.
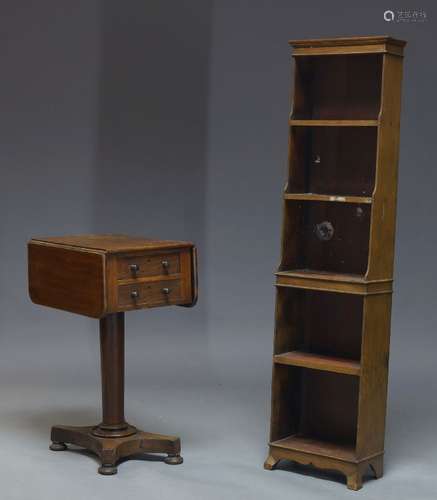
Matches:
[264,36,406,490]
[28,234,198,475]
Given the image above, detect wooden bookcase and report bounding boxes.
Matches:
[264,36,406,490]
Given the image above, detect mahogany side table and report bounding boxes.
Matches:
[28,234,197,475]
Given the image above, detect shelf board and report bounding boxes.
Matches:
[270,434,356,462]
[275,269,393,295]
[284,193,372,204]
[289,119,378,127]
[274,351,361,376]
[278,269,365,282]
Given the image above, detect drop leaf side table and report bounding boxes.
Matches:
[28,234,197,475]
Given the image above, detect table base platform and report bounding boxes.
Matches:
[50,424,182,475]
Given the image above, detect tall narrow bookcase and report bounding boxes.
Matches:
[264,36,406,490]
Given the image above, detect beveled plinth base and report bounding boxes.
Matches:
[50,424,183,475]
[264,446,383,491]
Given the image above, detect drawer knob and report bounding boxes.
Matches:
[129,264,139,273]
[162,287,170,295]
[131,290,139,299]
[161,260,169,269]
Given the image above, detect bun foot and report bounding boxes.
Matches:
[98,464,118,475]
[164,454,183,465]
[49,441,67,451]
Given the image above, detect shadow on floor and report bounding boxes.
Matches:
[0,402,205,449]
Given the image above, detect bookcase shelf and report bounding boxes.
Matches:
[289,119,378,127]
[274,351,361,376]
[275,269,392,295]
[277,269,365,282]
[284,193,372,204]
[265,36,406,491]
[270,435,357,462]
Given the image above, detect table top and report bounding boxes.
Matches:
[30,234,194,254]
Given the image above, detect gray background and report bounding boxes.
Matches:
[0,1,435,499]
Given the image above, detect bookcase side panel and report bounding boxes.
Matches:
[278,201,305,271]
[366,53,404,280]
[269,288,303,441]
[273,287,304,354]
[269,365,301,442]
[291,56,312,119]
[287,127,309,193]
[356,293,392,459]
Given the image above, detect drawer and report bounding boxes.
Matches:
[117,252,180,280]
[118,279,183,309]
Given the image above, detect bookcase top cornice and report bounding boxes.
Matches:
[289,36,406,56]
[289,36,406,47]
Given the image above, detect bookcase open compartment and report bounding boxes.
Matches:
[273,288,363,363]
[281,200,371,276]
[292,54,382,120]
[286,127,377,197]
[271,366,359,448]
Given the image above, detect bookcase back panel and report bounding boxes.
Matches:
[282,201,371,275]
[300,369,359,445]
[274,288,363,360]
[288,127,377,196]
[303,291,363,360]
[293,55,382,120]
[271,365,359,445]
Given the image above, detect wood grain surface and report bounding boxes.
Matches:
[266,36,405,490]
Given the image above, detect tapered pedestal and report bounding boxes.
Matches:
[49,313,183,474]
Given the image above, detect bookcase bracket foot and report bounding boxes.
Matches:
[264,454,280,470]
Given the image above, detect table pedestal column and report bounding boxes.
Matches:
[49,313,183,475]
